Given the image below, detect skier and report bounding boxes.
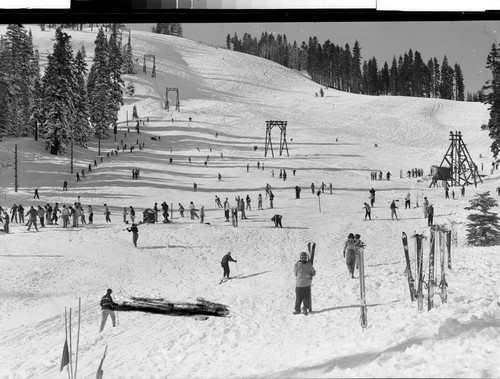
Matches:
[58,205,68,228]
[161,202,169,223]
[445,186,449,199]
[363,202,371,220]
[154,203,159,222]
[386,171,391,180]
[193,182,198,192]
[10,204,18,223]
[18,204,24,224]
[88,205,93,224]
[220,252,237,281]
[189,202,199,219]
[231,205,238,227]
[200,206,205,223]
[37,205,45,228]
[369,188,376,206]
[1,210,9,233]
[215,195,223,208]
[321,182,325,193]
[354,234,364,270]
[26,206,39,231]
[405,192,411,209]
[423,197,429,218]
[311,183,315,194]
[271,214,283,228]
[76,172,80,182]
[63,181,68,191]
[329,183,333,194]
[269,190,274,208]
[246,195,251,211]
[79,205,86,225]
[123,207,128,223]
[258,194,263,210]
[126,223,139,247]
[99,288,118,332]
[129,206,136,223]
[461,185,465,197]
[178,203,185,218]
[343,233,357,278]
[294,251,316,315]
[295,186,301,199]
[34,188,40,199]
[223,198,230,222]
[103,204,111,223]
[390,200,399,220]
[427,204,434,226]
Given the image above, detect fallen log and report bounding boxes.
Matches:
[115,296,230,317]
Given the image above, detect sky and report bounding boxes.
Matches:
[129,21,500,94]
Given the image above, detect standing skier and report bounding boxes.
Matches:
[126,223,139,247]
[223,198,230,221]
[269,191,274,209]
[343,233,357,278]
[178,203,185,218]
[26,206,39,231]
[258,194,263,210]
[189,202,199,219]
[363,202,371,220]
[220,252,237,281]
[423,196,429,218]
[103,204,111,223]
[405,192,411,209]
[99,288,118,332]
[390,200,399,221]
[200,206,205,223]
[427,204,434,226]
[369,188,376,207]
[294,251,316,315]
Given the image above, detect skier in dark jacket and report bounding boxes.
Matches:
[26,206,39,231]
[126,223,139,247]
[99,288,118,332]
[427,204,434,226]
[343,233,357,278]
[294,251,316,315]
[221,252,237,280]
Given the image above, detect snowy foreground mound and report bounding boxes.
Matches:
[0,26,499,378]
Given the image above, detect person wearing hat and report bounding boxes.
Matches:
[126,223,139,247]
[220,252,237,281]
[99,288,118,332]
[294,251,316,315]
[343,233,357,278]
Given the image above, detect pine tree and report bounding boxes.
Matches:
[484,43,500,159]
[465,191,500,246]
[454,63,465,101]
[351,40,363,94]
[40,27,78,154]
[389,55,398,95]
[88,28,114,145]
[73,50,93,146]
[440,56,454,100]
[226,34,231,50]
[108,27,124,139]
[380,61,390,95]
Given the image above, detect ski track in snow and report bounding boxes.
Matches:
[0,26,499,378]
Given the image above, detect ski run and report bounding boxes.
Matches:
[0,25,499,378]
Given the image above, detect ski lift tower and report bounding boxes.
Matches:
[143,54,156,78]
[429,131,482,188]
[264,120,289,157]
[165,87,180,111]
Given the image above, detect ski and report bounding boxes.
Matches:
[307,242,316,313]
[358,243,368,329]
[414,233,425,310]
[440,229,448,304]
[428,228,436,311]
[402,232,416,301]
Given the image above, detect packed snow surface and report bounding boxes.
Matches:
[0,26,499,378]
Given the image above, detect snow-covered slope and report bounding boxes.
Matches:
[0,26,499,378]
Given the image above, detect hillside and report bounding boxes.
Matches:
[0,26,499,378]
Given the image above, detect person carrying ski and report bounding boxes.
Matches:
[423,197,429,218]
[390,200,399,220]
[126,223,139,247]
[99,288,118,332]
[363,202,371,220]
[221,252,237,281]
[294,251,316,315]
[343,233,357,278]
